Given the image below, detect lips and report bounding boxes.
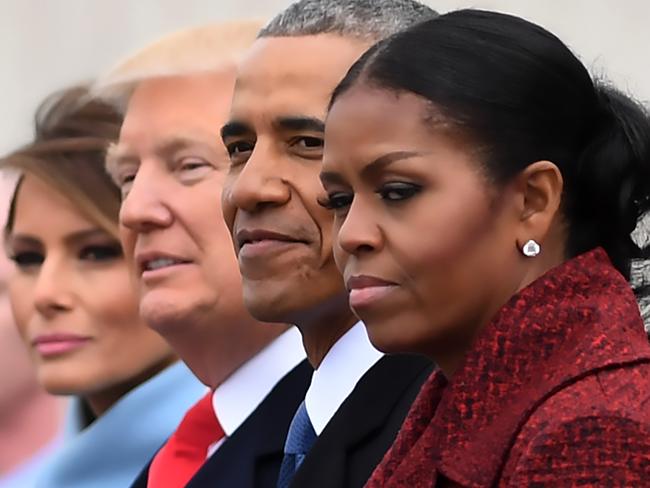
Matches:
[32,333,91,357]
[235,228,309,259]
[236,229,307,249]
[346,275,399,309]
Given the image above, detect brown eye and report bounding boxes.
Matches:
[294,136,323,149]
[226,141,254,166]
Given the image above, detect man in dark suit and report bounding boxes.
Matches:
[98,22,311,488]
[221,2,437,486]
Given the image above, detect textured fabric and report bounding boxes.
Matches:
[277,402,317,488]
[367,247,650,487]
[148,393,224,488]
[36,362,205,488]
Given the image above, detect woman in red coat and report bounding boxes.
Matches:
[319,9,650,487]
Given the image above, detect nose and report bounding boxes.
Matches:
[119,163,173,233]
[336,198,383,257]
[224,142,291,214]
[33,256,73,319]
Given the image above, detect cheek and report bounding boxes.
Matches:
[8,276,33,343]
[119,225,137,262]
[391,188,498,294]
[83,265,141,326]
[298,172,336,253]
[80,267,171,376]
[221,173,237,231]
[186,180,242,283]
[332,220,348,273]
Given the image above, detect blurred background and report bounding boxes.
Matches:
[0,0,648,483]
[1,0,649,155]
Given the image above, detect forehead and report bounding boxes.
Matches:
[231,34,371,124]
[325,86,435,153]
[12,175,93,232]
[120,70,236,147]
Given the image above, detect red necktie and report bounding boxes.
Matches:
[148,392,225,488]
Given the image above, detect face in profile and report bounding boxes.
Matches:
[110,72,254,337]
[221,34,370,324]
[0,175,38,413]
[6,174,174,403]
[321,86,523,355]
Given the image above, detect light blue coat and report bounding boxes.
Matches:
[36,361,205,488]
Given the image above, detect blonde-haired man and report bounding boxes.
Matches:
[97,21,309,488]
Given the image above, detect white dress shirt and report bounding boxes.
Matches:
[209,327,306,455]
[304,322,384,435]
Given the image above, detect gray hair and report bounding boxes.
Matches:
[259,0,437,42]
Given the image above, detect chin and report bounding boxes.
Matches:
[242,284,294,324]
[139,290,212,333]
[38,367,91,397]
[363,317,422,355]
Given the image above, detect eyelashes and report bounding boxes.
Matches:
[9,251,43,267]
[78,244,123,261]
[377,182,422,202]
[317,192,352,210]
[8,243,123,271]
[319,182,422,213]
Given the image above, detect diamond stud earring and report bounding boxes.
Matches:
[522,239,541,257]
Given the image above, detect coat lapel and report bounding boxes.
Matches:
[186,360,312,488]
[291,354,432,487]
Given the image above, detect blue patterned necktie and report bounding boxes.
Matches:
[277,401,317,488]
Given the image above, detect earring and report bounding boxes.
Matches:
[522,239,541,257]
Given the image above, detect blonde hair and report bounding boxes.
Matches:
[94,20,264,112]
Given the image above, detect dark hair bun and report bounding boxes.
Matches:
[571,83,650,275]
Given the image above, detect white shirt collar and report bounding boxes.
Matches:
[212,327,306,437]
[305,322,383,435]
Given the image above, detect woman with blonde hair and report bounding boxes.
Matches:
[2,85,204,488]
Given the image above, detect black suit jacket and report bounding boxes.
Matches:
[129,359,312,488]
[289,354,433,488]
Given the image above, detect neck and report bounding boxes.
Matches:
[161,313,288,390]
[295,294,359,368]
[429,251,567,378]
[0,386,63,473]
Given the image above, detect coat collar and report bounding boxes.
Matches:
[390,248,650,487]
[293,355,432,487]
[186,360,312,487]
[40,362,205,488]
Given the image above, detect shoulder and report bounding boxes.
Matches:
[503,362,650,486]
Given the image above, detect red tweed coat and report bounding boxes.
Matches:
[367,248,650,487]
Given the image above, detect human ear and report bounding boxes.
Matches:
[512,160,563,252]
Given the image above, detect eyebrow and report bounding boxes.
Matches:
[107,133,221,176]
[153,135,213,162]
[274,116,325,133]
[220,116,326,142]
[320,150,423,185]
[221,121,253,141]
